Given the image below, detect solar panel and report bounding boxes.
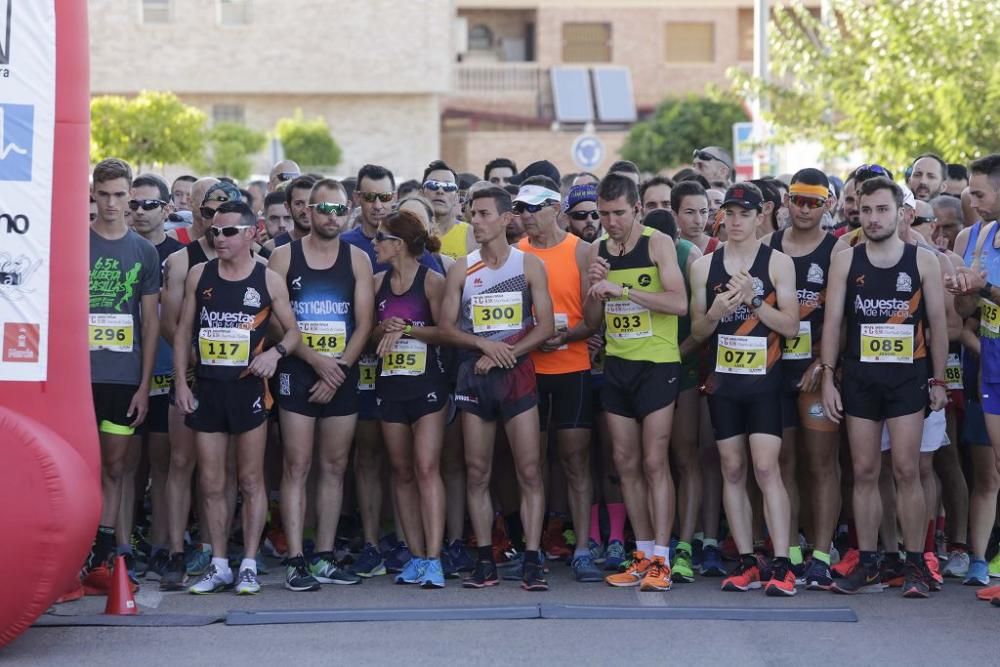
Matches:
[591,67,637,123]
[550,67,594,123]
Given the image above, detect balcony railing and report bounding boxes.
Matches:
[453,63,548,95]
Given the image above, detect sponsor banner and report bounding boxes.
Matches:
[0,0,55,380]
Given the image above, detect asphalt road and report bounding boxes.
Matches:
[6,558,999,665]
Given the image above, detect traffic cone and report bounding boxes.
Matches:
[104,554,138,615]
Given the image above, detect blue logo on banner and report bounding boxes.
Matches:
[0,104,33,181]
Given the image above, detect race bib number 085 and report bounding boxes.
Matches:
[859,323,913,363]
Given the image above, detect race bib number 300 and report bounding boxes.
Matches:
[198,328,250,367]
[715,334,767,375]
[472,292,522,333]
[605,299,652,339]
[782,321,812,361]
[859,323,913,363]
[299,320,347,358]
[381,339,427,377]
[88,313,134,353]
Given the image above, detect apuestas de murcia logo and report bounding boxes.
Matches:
[199,307,254,329]
[807,263,824,284]
[896,272,912,293]
[243,286,261,307]
[854,296,909,318]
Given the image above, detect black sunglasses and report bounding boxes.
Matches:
[568,210,600,221]
[693,150,721,163]
[912,216,937,226]
[375,230,403,243]
[208,225,252,238]
[129,198,166,211]
[199,206,220,220]
[277,171,300,182]
[359,192,394,203]
[512,201,554,215]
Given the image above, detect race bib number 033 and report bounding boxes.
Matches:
[299,320,347,358]
[88,313,134,353]
[859,323,913,363]
[605,299,652,339]
[472,292,522,333]
[716,334,767,375]
[198,327,251,367]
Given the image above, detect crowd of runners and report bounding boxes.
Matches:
[82,146,1000,604]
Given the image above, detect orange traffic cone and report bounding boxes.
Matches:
[104,554,138,615]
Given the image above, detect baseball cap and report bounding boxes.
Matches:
[722,184,764,210]
[694,146,734,171]
[509,160,562,187]
[900,184,916,209]
[203,180,243,205]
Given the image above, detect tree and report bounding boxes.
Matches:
[90,91,207,170]
[621,95,748,172]
[730,0,1000,168]
[205,122,267,181]
[274,110,342,169]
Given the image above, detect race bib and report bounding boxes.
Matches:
[358,354,377,390]
[981,299,1000,334]
[782,321,812,361]
[716,334,767,375]
[859,323,913,363]
[553,313,569,351]
[198,327,250,367]
[472,292,522,333]
[150,373,173,397]
[299,320,347,358]
[88,313,134,353]
[605,299,652,339]
[945,352,963,390]
[381,338,427,377]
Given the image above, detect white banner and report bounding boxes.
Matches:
[0,0,54,381]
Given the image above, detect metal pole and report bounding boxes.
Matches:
[752,0,769,178]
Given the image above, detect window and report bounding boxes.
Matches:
[562,23,611,63]
[219,0,251,26]
[141,0,170,24]
[212,104,245,125]
[664,22,715,63]
[468,24,494,51]
[738,9,754,61]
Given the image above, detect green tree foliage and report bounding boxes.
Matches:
[90,91,207,170]
[206,122,267,181]
[730,0,1000,168]
[621,95,748,172]
[274,110,342,169]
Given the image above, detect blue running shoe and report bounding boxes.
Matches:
[421,559,446,589]
[385,542,413,573]
[502,551,545,581]
[395,557,426,584]
[350,543,387,577]
[588,539,605,563]
[446,539,475,573]
[572,554,604,582]
[964,559,990,586]
[700,545,727,577]
[603,540,626,571]
[185,543,212,577]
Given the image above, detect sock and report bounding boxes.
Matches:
[589,504,602,546]
[924,521,936,554]
[607,503,626,544]
[91,525,116,566]
[772,555,791,569]
[740,553,758,567]
[789,545,803,565]
[477,545,493,563]
[702,537,718,549]
[886,551,902,565]
[523,550,540,567]
[906,550,923,566]
[653,544,670,561]
[636,540,655,557]
[211,557,231,574]
[676,541,692,556]
[813,549,831,565]
[859,550,878,569]
[240,557,257,574]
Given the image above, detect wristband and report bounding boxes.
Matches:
[928,378,946,388]
[820,363,836,374]
[403,324,413,334]
[621,285,630,300]
[980,282,994,299]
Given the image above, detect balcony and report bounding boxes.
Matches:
[453,62,547,95]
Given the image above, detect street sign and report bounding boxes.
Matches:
[732,122,753,180]
[571,134,604,170]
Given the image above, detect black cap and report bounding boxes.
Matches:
[509,160,561,186]
[722,184,764,210]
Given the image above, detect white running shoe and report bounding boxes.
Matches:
[188,564,233,594]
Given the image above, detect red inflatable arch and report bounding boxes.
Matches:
[0,0,100,646]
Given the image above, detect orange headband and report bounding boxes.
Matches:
[789,183,830,198]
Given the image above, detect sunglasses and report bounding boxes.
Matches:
[89,212,97,222]
[512,201,554,215]
[856,163,890,177]
[568,210,600,221]
[693,150,721,163]
[375,230,403,243]
[309,202,349,216]
[912,215,937,226]
[789,195,826,210]
[423,180,459,193]
[277,171,300,182]
[208,225,252,238]
[128,198,166,211]
[358,191,394,203]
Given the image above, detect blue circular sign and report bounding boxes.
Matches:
[571,134,604,170]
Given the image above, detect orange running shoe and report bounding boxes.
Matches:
[639,556,672,592]
[542,516,572,561]
[82,565,138,595]
[923,552,943,590]
[606,551,652,587]
[975,584,1000,601]
[832,548,859,578]
[722,558,762,592]
[765,566,798,597]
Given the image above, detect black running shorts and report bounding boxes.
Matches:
[454,357,538,422]
[92,383,139,436]
[601,357,680,421]
[185,376,269,434]
[276,364,360,420]
[707,391,784,441]
[537,370,593,431]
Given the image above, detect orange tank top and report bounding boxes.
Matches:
[518,234,590,374]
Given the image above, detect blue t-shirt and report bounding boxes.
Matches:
[341,226,444,275]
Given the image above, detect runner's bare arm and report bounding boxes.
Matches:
[755,251,801,339]
[172,263,204,413]
[582,241,604,330]
[341,246,375,368]
[689,254,730,342]
[510,253,555,358]
[819,250,850,369]
[160,247,189,343]
[918,247,949,383]
[264,244,292,342]
[264,268,301,356]
[138,292,160,392]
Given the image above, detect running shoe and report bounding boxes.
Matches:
[603,540,627,571]
[831,548,859,579]
[881,556,906,588]
[462,560,500,589]
[721,558,761,592]
[542,517,572,561]
[672,549,695,583]
[803,558,834,591]
[310,553,362,585]
[501,551,545,581]
[145,550,169,581]
[639,556,672,592]
[122,552,141,585]
[350,543,387,577]
[988,552,1000,578]
[923,553,943,591]
[964,559,990,586]
[692,539,704,569]
[264,526,289,559]
[606,551,652,588]
[901,561,930,598]
[185,543,212,577]
[445,539,476,573]
[765,562,797,597]
[975,584,1000,601]
[421,559,445,589]
[188,564,233,594]
[571,553,604,583]
[285,555,320,592]
[831,561,882,594]
[588,539,605,563]
[700,545,727,577]
[942,550,970,578]
[160,552,187,591]
[522,558,549,591]
[720,536,739,561]
[235,568,261,595]
[385,543,413,574]
[395,557,426,584]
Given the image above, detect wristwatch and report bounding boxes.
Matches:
[979,282,994,298]
[750,295,763,310]
[275,343,288,358]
